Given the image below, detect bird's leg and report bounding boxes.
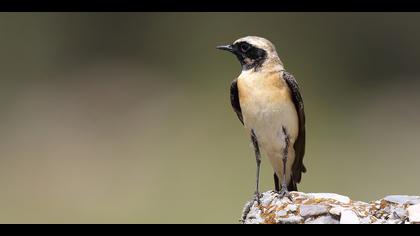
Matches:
[278,126,292,200]
[251,130,261,204]
[241,130,262,223]
[273,173,280,192]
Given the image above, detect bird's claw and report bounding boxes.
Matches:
[240,191,262,223]
[276,188,293,201]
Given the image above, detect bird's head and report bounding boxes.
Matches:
[217,36,283,71]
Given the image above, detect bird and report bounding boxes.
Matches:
[217,36,306,202]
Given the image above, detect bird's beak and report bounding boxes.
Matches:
[216,44,234,52]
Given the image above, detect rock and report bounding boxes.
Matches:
[386,219,403,224]
[306,215,339,224]
[359,217,372,224]
[300,204,329,217]
[408,204,420,223]
[384,195,420,205]
[260,192,275,206]
[308,193,351,204]
[285,204,298,212]
[329,206,344,216]
[393,207,408,219]
[241,201,264,224]
[241,191,420,224]
[278,215,303,224]
[340,210,360,224]
[276,210,287,217]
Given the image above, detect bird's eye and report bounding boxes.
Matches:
[240,43,251,52]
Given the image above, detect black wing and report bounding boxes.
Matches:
[230,78,243,125]
[283,71,306,187]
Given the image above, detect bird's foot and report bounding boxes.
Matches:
[240,191,262,223]
[276,188,293,202]
[253,190,262,205]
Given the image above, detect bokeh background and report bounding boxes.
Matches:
[1,12,420,223]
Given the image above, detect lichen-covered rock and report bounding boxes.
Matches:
[241,191,420,224]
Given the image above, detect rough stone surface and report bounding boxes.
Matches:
[340,210,360,224]
[300,205,329,217]
[241,191,420,224]
[308,193,351,204]
[384,195,420,205]
[306,215,339,224]
[408,204,420,223]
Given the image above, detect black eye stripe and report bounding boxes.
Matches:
[240,43,251,52]
[231,41,267,71]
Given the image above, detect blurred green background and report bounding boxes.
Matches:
[0,12,420,223]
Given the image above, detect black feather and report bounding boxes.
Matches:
[282,71,306,189]
[230,78,243,125]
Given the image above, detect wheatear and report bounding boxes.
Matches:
[217,36,306,202]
